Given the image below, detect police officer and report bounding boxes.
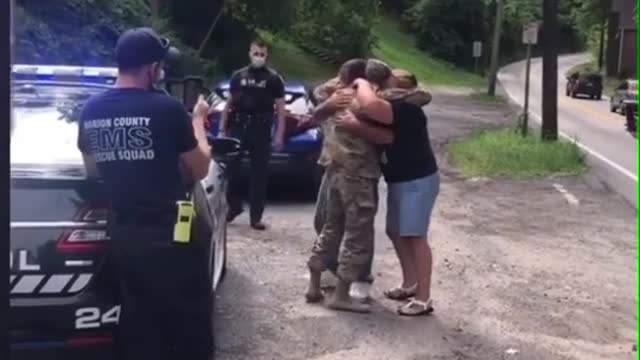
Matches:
[218,39,286,230]
[77,28,213,360]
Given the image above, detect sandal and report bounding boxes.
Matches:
[397,299,434,316]
[384,284,418,300]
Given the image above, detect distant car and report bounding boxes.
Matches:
[206,80,324,194]
[9,64,235,359]
[566,72,603,100]
[609,79,638,116]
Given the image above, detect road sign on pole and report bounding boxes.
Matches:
[522,22,539,45]
[472,41,482,74]
[473,41,482,58]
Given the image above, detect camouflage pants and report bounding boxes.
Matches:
[309,170,378,283]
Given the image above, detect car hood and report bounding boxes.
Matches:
[11,106,83,167]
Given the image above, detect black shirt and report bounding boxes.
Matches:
[229,66,285,114]
[77,88,198,212]
[381,101,438,183]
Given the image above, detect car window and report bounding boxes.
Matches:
[288,95,310,115]
[207,91,224,107]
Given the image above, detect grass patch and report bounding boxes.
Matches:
[449,128,587,178]
[565,62,622,97]
[262,32,337,83]
[468,92,507,104]
[372,17,485,89]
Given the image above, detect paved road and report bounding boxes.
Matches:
[499,53,637,207]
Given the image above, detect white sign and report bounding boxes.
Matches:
[523,22,539,44]
[472,41,482,58]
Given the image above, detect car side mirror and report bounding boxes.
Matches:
[209,136,242,163]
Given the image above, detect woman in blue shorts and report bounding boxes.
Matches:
[337,66,439,316]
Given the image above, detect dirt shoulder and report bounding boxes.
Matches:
[214,90,637,360]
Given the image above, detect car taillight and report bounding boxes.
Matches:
[57,229,110,253]
[57,207,110,253]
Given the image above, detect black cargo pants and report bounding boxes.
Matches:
[227,113,273,224]
[109,210,213,360]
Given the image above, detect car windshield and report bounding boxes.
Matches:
[11,83,108,174]
[582,74,602,83]
[287,94,310,114]
[12,82,107,108]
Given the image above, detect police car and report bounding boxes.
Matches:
[207,80,324,194]
[10,64,234,359]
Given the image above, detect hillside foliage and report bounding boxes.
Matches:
[14,0,607,78]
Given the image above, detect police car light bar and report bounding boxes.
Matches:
[11,64,118,84]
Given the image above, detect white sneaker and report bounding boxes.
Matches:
[349,282,372,301]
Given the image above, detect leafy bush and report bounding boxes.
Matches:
[403,0,486,67]
[14,0,150,65]
[14,0,220,79]
[291,0,380,64]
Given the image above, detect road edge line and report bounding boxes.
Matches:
[497,68,638,183]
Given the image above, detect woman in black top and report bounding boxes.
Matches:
[337,68,439,316]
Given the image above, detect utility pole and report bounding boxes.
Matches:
[522,22,539,137]
[597,0,610,71]
[149,0,161,18]
[541,0,558,141]
[487,0,505,96]
[597,18,606,71]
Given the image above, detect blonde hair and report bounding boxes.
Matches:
[392,69,418,89]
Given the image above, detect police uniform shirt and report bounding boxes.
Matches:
[229,66,285,115]
[77,88,198,212]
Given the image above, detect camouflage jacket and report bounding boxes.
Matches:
[314,79,431,179]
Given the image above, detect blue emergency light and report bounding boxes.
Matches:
[11,64,118,86]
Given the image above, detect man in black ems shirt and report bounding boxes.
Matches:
[219,39,286,230]
[77,28,214,360]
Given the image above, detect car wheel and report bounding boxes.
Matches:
[611,102,617,112]
[565,88,570,96]
[571,91,577,98]
[596,93,602,101]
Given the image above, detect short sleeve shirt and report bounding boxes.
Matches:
[381,102,438,183]
[77,88,198,212]
[229,66,285,114]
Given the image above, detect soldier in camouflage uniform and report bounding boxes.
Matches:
[306,59,432,313]
[305,59,384,313]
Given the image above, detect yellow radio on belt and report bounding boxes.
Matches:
[173,200,195,243]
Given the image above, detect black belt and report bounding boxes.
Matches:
[110,206,177,227]
[235,113,273,123]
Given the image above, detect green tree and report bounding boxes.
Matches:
[404,0,486,66]
[291,0,380,64]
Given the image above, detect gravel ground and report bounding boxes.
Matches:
[213,91,637,360]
